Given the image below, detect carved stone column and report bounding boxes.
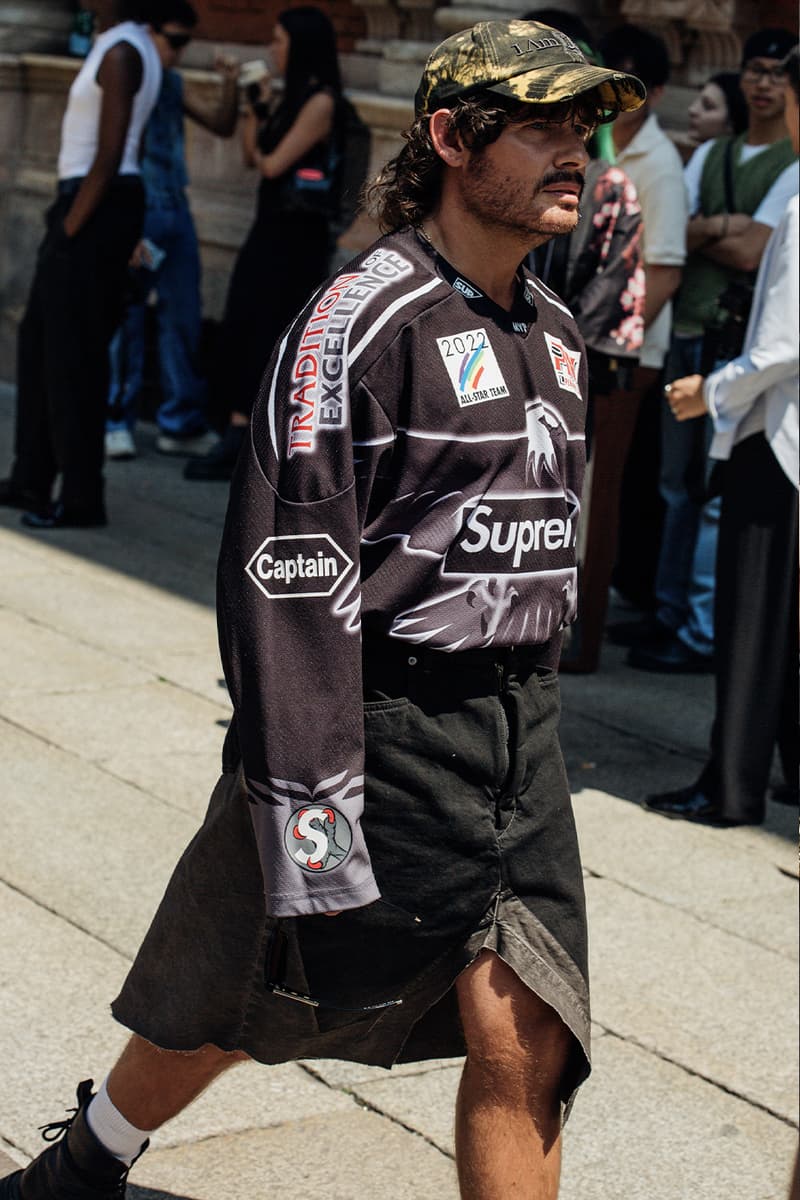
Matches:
[619,0,741,81]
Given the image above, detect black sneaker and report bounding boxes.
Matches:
[183,424,247,481]
[0,479,49,512]
[0,1080,146,1199]
[606,614,673,648]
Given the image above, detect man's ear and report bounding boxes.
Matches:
[429,108,470,167]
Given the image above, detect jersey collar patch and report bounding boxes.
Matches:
[452,276,483,300]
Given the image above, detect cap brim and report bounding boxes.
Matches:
[489,63,645,113]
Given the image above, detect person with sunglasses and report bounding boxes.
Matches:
[0,0,161,527]
[105,0,241,462]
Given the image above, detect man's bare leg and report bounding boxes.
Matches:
[455,950,572,1200]
[105,1035,249,1130]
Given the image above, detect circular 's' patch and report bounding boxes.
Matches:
[284,805,353,873]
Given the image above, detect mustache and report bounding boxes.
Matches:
[537,170,585,194]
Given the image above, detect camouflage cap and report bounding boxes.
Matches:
[415,19,646,117]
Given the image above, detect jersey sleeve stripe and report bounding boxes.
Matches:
[348,277,446,366]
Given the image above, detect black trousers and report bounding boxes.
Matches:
[212,208,330,420]
[700,434,799,821]
[12,177,144,512]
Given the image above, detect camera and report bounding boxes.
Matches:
[701,279,754,372]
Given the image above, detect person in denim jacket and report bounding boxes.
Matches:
[105,0,240,461]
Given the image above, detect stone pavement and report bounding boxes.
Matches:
[0,382,797,1200]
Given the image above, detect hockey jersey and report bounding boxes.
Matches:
[217,227,587,916]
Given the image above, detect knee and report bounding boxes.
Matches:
[127,1035,249,1070]
[466,1003,571,1098]
[460,965,573,1104]
[173,1042,250,1068]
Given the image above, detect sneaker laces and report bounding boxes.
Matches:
[35,1079,143,1198]
[38,1080,94,1143]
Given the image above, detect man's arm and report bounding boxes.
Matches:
[62,42,142,238]
[668,202,798,424]
[183,56,240,137]
[690,163,800,271]
[216,289,395,918]
[688,212,772,272]
[634,155,688,329]
[643,263,682,329]
[251,91,335,179]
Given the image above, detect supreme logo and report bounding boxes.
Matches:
[452,277,483,300]
[443,494,577,576]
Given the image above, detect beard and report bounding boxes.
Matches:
[462,151,585,244]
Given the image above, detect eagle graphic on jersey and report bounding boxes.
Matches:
[525,398,564,486]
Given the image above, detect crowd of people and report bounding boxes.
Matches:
[0,9,797,1200]
[0,0,795,841]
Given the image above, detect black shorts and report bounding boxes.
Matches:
[113,645,591,1111]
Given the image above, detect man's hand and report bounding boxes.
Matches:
[665,374,707,421]
[129,240,150,269]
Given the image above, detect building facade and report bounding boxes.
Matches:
[0,0,796,379]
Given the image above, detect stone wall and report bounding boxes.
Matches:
[0,51,409,380]
[0,0,796,381]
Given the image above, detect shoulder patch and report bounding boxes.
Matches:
[286,248,414,458]
[544,332,582,398]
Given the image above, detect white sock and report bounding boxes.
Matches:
[85,1077,153,1167]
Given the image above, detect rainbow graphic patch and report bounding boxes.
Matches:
[436,327,510,408]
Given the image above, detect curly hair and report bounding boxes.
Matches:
[366,94,535,233]
[366,92,608,233]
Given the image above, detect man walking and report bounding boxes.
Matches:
[0,21,643,1200]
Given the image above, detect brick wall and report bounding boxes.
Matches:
[192,0,366,50]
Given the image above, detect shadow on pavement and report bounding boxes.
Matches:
[1,383,795,844]
[0,385,228,613]
[129,1189,200,1200]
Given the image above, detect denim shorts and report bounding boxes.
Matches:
[113,643,591,1109]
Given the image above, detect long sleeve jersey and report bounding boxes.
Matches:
[217,227,587,917]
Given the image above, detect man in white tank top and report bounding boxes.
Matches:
[0,0,161,527]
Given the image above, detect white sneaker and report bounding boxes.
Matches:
[105,428,137,460]
[156,430,219,457]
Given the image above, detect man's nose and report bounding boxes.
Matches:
[553,130,590,168]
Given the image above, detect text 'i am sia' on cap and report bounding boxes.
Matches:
[414,19,647,118]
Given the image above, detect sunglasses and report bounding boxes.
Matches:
[159,31,192,50]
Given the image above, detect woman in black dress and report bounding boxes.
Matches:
[187,5,341,480]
